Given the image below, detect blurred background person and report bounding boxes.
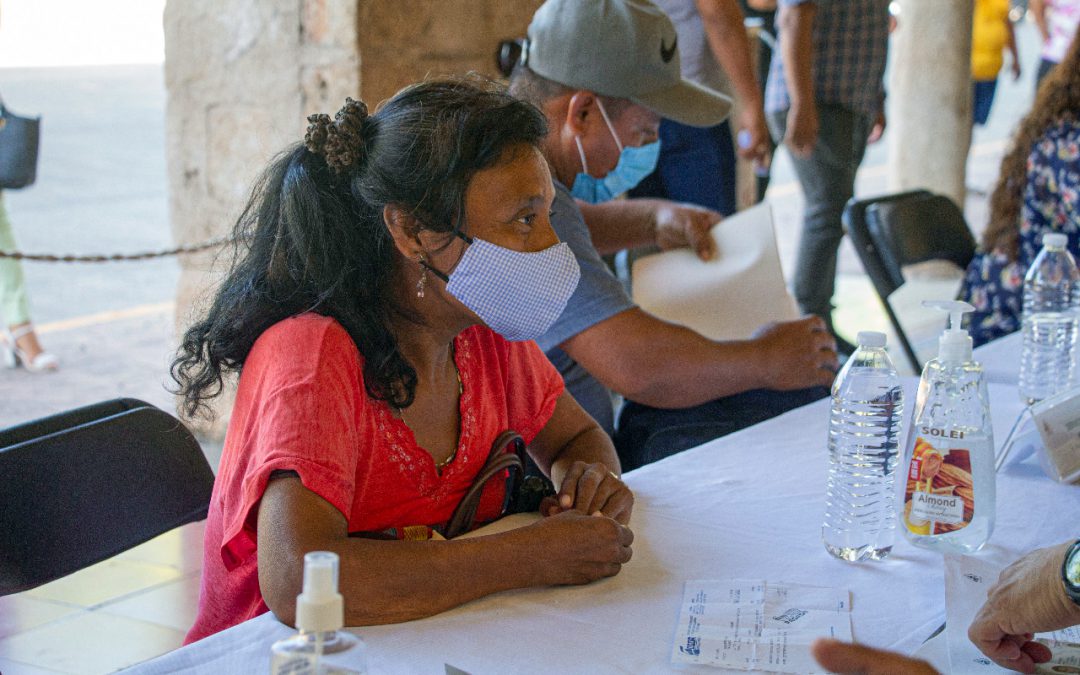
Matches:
[628,0,771,216]
[765,0,890,356]
[1031,0,1080,87]
[960,27,1080,347]
[0,0,56,373]
[0,194,57,372]
[972,0,1021,129]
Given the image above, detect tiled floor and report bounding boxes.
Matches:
[0,523,205,674]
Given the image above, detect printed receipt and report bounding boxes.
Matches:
[671,579,852,672]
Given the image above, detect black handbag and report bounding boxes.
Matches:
[0,94,40,189]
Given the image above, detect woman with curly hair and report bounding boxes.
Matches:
[960,27,1080,347]
[175,78,634,642]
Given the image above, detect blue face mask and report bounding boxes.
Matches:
[570,100,661,204]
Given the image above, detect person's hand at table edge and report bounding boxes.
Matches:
[811,638,939,674]
[968,539,1080,673]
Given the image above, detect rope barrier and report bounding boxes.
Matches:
[0,234,239,263]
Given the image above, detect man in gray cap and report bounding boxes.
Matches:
[510,0,838,471]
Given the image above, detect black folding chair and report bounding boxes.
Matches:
[843,189,977,372]
[0,398,214,595]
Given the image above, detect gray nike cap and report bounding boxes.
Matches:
[523,0,732,127]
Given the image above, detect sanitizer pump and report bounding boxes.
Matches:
[899,301,996,554]
[270,552,365,674]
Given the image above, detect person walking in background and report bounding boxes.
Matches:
[765,0,890,356]
[629,0,771,215]
[0,2,56,373]
[971,0,1021,128]
[960,28,1080,347]
[1031,0,1080,87]
[741,0,778,201]
[0,194,57,372]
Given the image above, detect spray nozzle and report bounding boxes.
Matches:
[296,551,344,634]
[923,300,975,363]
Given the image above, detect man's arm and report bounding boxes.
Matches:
[560,307,836,409]
[1030,0,1050,44]
[777,1,818,157]
[577,198,720,260]
[1006,16,1021,80]
[695,0,769,162]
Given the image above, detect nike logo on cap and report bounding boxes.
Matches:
[660,35,677,63]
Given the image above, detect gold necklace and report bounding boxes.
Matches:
[396,345,463,471]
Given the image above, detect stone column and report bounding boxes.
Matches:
[164,0,540,437]
[887,0,974,208]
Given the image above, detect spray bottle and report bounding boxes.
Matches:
[899,301,995,554]
[270,551,364,674]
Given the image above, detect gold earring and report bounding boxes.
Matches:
[416,256,427,299]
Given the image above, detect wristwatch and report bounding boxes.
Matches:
[1065,539,1080,607]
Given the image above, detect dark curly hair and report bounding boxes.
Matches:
[172,77,549,418]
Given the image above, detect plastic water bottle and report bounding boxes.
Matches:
[1019,232,1080,405]
[823,331,905,562]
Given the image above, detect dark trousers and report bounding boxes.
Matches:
[1036,57,1058,90]
[767,104,872,325]
[613,386,829,472]
[630,118,738,216]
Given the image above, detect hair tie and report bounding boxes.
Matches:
[304,97,370,175]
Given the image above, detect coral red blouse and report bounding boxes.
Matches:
[185,314,563,643]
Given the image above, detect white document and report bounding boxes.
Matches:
[632,202,800,342]
[671,579,852,673]
[944,554,1080,674]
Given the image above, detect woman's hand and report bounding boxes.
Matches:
[521,510,634,585]
[528,391,634,524]
[542,461,634,524]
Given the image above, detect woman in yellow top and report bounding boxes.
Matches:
[972,0,1021,125]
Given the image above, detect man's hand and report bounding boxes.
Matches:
[811,638,939,674]
[750,316,838,390]
[867,109,887,144]
[737,106,772,166]
[654,201,722,261]
[968,541,1080,673]
[785,103,818,158]
[1011,59,1022,81]
[542,461,634,525]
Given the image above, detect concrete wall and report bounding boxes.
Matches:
[357,0,542,107]
[164,0,539,436]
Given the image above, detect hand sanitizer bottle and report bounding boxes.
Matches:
[900,301,995,554]
[270,551,364,674]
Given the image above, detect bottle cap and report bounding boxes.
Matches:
[295,551,344,634]
[923,300,975,363]
[856,331,887,349]
[1044,232,1068,248]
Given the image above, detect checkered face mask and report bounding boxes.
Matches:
[430,233,581,341]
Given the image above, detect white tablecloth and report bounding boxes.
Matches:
[126,376,1078,674]
[974,332,1021,386]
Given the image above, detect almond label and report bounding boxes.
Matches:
[903,437,974,535]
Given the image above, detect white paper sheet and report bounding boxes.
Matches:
[945,554,1080,674]
[632,202,800,342]
[671,579,852,673]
